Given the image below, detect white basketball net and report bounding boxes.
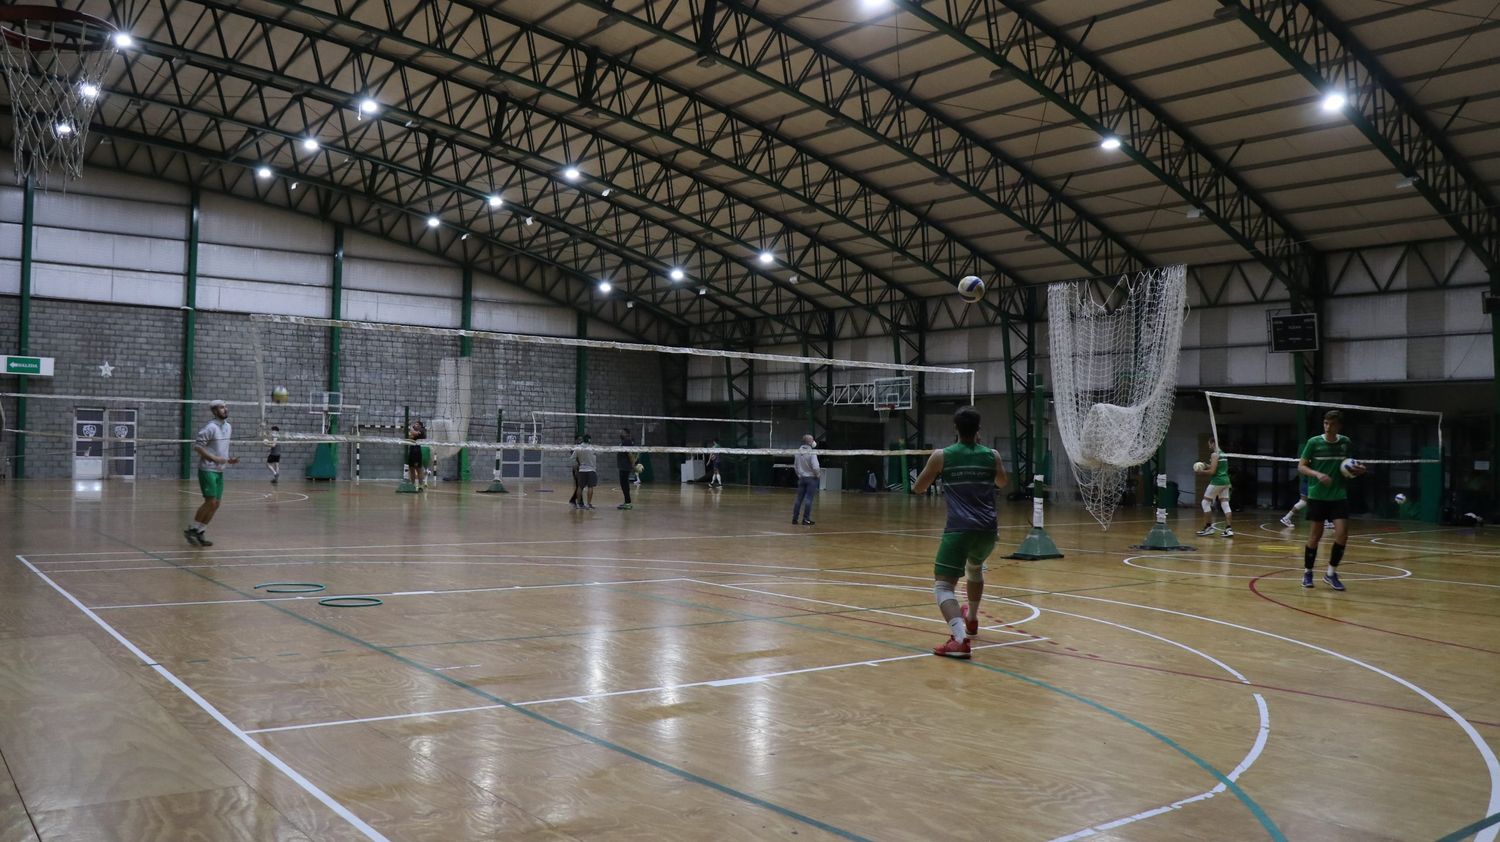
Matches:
[1048,265,1187,529]
[0,14,117,188]
[427,357,473,460]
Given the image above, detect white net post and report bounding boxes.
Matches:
[1048,265,1188,529]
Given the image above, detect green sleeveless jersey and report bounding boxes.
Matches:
[1209,451,1230,486]
[942,442,998,532]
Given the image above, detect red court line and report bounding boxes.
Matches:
[1248,570,1500,656]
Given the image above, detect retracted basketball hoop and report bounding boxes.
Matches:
[0,5,120,188]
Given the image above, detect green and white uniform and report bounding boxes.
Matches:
[933,442,999,578]
[195,418,231,499]
[1301,435,1352,502]
[1204,450,1230,502]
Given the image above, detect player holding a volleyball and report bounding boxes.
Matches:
[1194,440,1232,538]
[1298,409,1364,590]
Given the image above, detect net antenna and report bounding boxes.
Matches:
[0,5,120,188]
[1049,265,1188,529]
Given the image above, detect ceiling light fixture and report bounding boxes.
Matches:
[1100,136,1122,150]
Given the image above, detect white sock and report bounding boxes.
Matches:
[191,521,206,532]
[1293,500,1307,512]
[947,616,967,642]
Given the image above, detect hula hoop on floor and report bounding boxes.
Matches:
[317,596,383,608]
[253,582,326,594]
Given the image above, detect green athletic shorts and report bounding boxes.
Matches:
[198,469,224,499]
[934,530,998,578]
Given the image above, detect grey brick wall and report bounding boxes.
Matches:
[1,297,669,483]
[13,300,186,479]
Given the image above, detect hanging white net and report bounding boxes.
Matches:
[427,357,473,460]
[1048,265,1188,529]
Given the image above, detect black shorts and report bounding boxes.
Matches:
[406,444,423,464]
[578,471,598,488]
[1306,498,1350,522]
[266,454,281,464]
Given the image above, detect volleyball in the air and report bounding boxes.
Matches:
[1340,458,1359,477]
[272,386,290,404]
[956,275,986,303]
[1192,461,1207,472]
[634,462,645,475]
[1394,493,1407,504]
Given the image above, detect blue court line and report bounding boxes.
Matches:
[613,583,1286,841]
[6,496,870,842]
[1437,811,1500,841]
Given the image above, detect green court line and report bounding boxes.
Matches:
[1437,811,1500,842]
[609,582,1286,841]
[8,497,870,842]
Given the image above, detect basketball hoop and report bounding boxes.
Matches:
[0,5,119,188]
[876,404,896,423]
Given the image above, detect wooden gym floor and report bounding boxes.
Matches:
[2,477,1498,841]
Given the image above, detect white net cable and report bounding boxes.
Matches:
[530,411,774,448]
[1204,391,1442,464]
[1048,265,1188,529]
[0,10,117,187]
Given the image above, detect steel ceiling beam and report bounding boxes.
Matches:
[1220,0,1500,277]
[700,0,1152,275]
[894,0,1321,300]
[101,59,824,335]
[75,119,684,342]
[226,0,1026,305]
[106,4,829,333]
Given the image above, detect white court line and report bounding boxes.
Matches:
[89,576,688,610]
[717,578,1043,631]
[1123,556,1412,582]
[15,555,390,842]
[17,517,1154,559]
[684,578,1041,636]
[1051,694,1270,842]
[243,638,1041,735]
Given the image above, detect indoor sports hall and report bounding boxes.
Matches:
[2,1,1498,840]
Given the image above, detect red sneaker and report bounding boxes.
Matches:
[932,636,971,659]
[960,604,979,637]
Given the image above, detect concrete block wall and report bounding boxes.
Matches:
[16,300,184,479]
[0,296,16,478]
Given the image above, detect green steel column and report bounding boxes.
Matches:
[180,188,201,478]
[13,177,34,479]
[458,266,474,481]
[328,225,344,433]
[1491,270,1500,507]
[575,313,588,437]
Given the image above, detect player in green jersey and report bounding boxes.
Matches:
[1298,410,1365,590]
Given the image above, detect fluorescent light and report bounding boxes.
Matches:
[54,122,74,136]
[487,195,503,208]
[597,281,612,293]
[601,188,612,197]
[112,32,133,48]
[669,268,685,281]
[758,251,774,265]
[79,83,101,99]
[302,137,320,151]
[525,216,535,226]
[460,232,470,240]
[1100,136,1122,150]
[564,166,581,181]
[1321,92,1346,113]
[256,166,272,179]
[426,216,440,228]
[697,287,707,296]
[358,98,379,115]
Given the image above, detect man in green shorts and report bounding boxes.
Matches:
[1195,438,1233,538]
[913,407,1008,658]
[187,399,238,546]
[1299,409,1364,590]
